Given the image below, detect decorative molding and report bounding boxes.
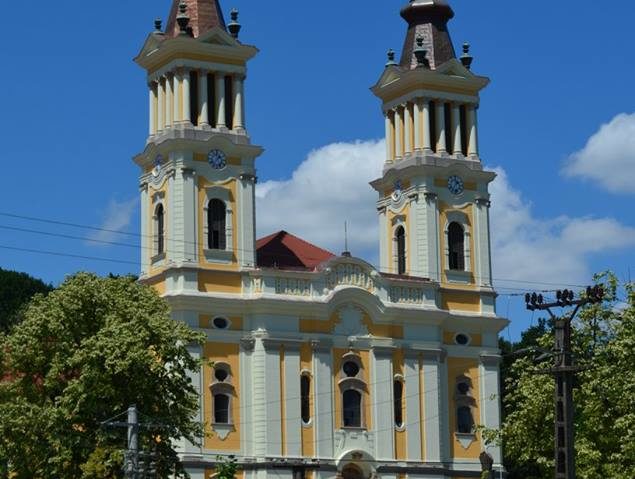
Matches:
[456,433,477,450]
[480,353,502,367]
[389,286,425,304]
[475,197,491,208]
[240,337,255,351]
[239,173,257,183]
[275,277,311,297]
[327,263,376,292]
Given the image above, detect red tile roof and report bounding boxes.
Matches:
[165,0,226,39]
[256,231,336,271]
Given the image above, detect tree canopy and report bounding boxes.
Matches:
[0,267,52,333]
[498,273,635,478]
[0,273,205,478]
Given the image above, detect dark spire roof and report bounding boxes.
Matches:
[165,0,227,39]
[399,0,456,70]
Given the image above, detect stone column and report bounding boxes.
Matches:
[422,99,432,152]
[215,73,227,129]
[372,346,395,460]
[198,70,209,127]
[435,101,447,154]
[385,112,394,163]
[422,349,445,464]
[182,69,191,124]
[480,354,503,468]
[404,103,413,155]
[452,103,463,156]
[313,340,334,458]
[404,351,422,461]
[467,104,479,158]
[149,82,158,136]
[157,78,165,131]
[165,75,173,128]
[232,75,245,131]
[395,107,404,159]
[414,99,423,151]
[140,183,149,272]
[173,71,181,123]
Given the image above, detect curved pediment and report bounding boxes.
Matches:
[319,257,381,294]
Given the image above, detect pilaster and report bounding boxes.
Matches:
[284,343,302,457]
[372,346,395,460]
[313,340,334,458]
[404,351,422,462]
[480,354,502,466]
[422,349,445,464]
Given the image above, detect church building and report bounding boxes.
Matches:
[133,0,507,477]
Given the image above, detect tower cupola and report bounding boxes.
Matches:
[400,0,456,70]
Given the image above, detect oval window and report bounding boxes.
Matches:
[213,317,229,329]
[343,361,360,378]
[455,333,470,346]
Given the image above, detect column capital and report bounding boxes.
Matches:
[480,353,502,367]
[476,197,491,208]
[311,339,333,352]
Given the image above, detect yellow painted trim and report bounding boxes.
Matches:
[203,342,241,451]
[333,348,372,430]
[447,357,482,459]
[441,291,481,313]
[393,349,406,460]
[198,271,242,294]
[197,176,239,271]
[300,343,315,457]
[438,201,477,287]
[280,346,286,456]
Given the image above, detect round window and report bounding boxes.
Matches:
[215,368,229,382]
[455,333,470,346]
[457,382,470,395]
[343,361,360,378]
[212,317,229,329]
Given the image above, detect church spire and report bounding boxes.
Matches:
[165,0,227,38]
[399,0,456,70]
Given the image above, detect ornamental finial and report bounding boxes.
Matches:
[386,49,397,67]
[228,9,242,39]
[461,42,474,70]
[177,1,190,36]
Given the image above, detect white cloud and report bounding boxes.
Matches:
[563,113,635,194]
[86,197,138,246]
[258,139,635,288]
[489,168,635,287]
[256,140,385,259]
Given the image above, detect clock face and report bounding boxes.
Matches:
[448,175,464,196]
[208,149,227,170]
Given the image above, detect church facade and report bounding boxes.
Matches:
[134,1,507,478]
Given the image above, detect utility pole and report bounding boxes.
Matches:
[127,405,139,479]
[524,286,604,479]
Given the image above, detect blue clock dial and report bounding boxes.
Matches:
[447,175,464,195]
[208,149,227,170]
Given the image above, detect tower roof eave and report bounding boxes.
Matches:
[370,59,490,103]
[134,30,258,71]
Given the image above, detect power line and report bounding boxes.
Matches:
[0,212,596,291]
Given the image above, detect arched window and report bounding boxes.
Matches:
[394,379,404,428]
[396,226,406,275]
[448,222,465,270]
[343,389,362,428]
[155,204,165,255]
[301,374,311,424]
[208,199,226,250]
[214,393,230,424]
[457,405,474,433]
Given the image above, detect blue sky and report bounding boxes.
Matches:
[0,1,633,339]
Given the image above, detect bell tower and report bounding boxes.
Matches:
[371,0,495,291]
[134,0,263,289]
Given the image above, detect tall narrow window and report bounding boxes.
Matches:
[301,374,311,424]
[396,226,406,275]
[155,204,165,255]
[207,73,216,128]
[457,405,473,433]
[214,393,230,424]
[394,380,404,428]
[460,105,468,156]
[448,222,465,270]
[343,389,362,428]
[208,199,226,250]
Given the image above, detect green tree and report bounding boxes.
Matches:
[499,273,635,478]
[0,268,52,332]
[0,273,205,478]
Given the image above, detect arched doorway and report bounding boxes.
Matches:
[342,464,364,479]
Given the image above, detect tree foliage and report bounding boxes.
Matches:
[0,267,52,333]
[0,273,205,478]
[500,273,635,478]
